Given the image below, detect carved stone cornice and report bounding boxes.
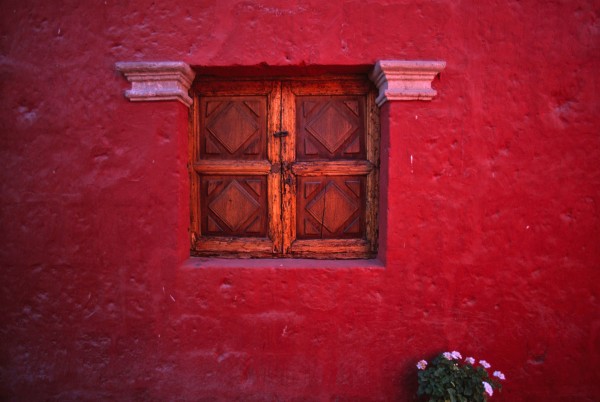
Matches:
[115,61,195,107]
[369,60,446,106]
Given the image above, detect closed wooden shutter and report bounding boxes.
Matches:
[190,78,378,258]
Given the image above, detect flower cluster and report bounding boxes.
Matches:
[416,351,505,402]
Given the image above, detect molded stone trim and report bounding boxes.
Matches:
[115,61,196,107]
[369,60,446,106]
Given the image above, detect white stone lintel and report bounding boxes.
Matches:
[369,60,446,106]
[115,61,196,107]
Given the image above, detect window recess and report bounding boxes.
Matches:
[190,77,379,259]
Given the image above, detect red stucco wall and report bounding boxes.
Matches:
[1,1,599,400]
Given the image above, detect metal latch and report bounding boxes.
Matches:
[273,130,289,138]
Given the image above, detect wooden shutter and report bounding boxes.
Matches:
[190,81,282,256]
[281,80,379,258]
[190,78,378,258]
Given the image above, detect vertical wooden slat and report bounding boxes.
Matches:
[189,92,201,243]
[366,87,380,254]
[267,81,283,253]
[281,82,296,254]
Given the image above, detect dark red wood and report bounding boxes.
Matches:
[199,97,267,160]
[296,175,365,239]
[296,96,366,160]
[200,175,268,237]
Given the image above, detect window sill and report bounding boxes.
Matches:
[180,257,385,270]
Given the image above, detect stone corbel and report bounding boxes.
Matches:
[115,61,196,107]
[369,60,446,106]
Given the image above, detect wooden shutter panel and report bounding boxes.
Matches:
[200,97,268,237]
[282,80,379,258]
[296,175,366,239]
[190,81,281,257]
[296,96,366,160]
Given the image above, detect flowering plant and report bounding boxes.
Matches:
[416,351,505,402]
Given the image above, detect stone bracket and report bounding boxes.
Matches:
[115,61,196,107]
[369,60,446,106]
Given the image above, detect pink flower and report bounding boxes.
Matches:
[443,352,453,360]
[479,360,491,369]
[451,351,462,359]
[483,381,494,397]
[416,360,428,370]
[465,356,475,365]
[493,370,506,380]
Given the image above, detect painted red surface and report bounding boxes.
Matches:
[1,1,599,401]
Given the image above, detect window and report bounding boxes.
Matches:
[189,77,379,259]
[117,59,445,262]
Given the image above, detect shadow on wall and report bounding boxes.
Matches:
[394,356,421,401]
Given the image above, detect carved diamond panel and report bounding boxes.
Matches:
[297,96,365,160]
[296,176,365,239]
[306,182,357,232]
[200,97,267,160]
[306,104,356,153]
[207,103,258,154]
[209,181,259,230]
[201,176,267,237]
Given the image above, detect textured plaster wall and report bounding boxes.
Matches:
[1,0,599,401]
